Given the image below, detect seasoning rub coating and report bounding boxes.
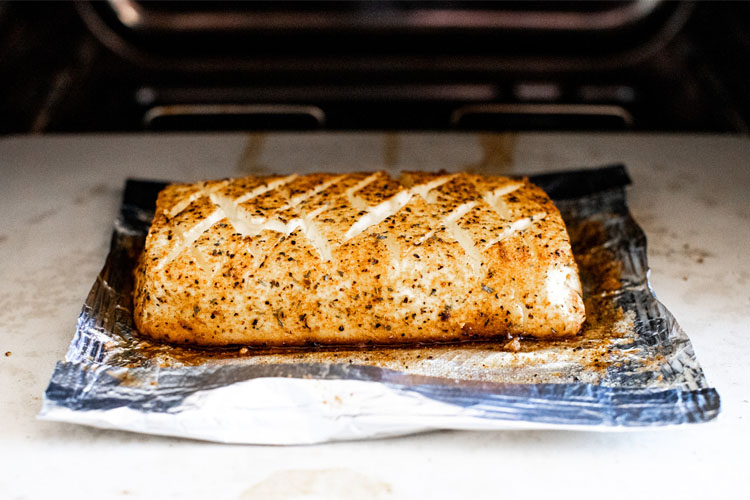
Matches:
[134,171,585,346]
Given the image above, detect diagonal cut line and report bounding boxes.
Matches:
[157,176,298,270]
[344,190,413,241]
[428,201,483,275]
[482,182,523,220]
[235,175,298,204]
[417,201,476,245]
[292,205,333,261]
[188,244,212,275]
[380,233,403,275]
[159,175,300,270]
[343,175,457,242]
[481,182,544,248]
[204,184,258,236]
[167,191,203,218]
[411,174,457,203]
[203,173,309,238]
[483,212,547,250]
[280,175,345,210]
[445,223,483,275]
[155,207,224,271]
[345,173,380,211]
[211,180,336,261]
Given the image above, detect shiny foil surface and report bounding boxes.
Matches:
[39,165,720,444]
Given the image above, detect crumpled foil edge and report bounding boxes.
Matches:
[39,165,721,444]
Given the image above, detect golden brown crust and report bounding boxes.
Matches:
[133,172,585,346]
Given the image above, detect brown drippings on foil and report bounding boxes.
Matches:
[123,219,633,386]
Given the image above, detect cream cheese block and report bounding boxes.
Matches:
[133,171,585,346]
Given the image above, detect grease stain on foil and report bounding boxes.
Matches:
[113,219,630,388]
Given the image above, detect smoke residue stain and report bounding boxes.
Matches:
[73,183,114,206]
[464,133,517,174]
[239,469,392,500]
[237,133,269,174]
[27,208,56,226]
[383,132,400,170]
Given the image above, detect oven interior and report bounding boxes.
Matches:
[1,1,748,134]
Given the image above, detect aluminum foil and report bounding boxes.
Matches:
[39,165,720,444]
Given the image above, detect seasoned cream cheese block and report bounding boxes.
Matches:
[133,171,585,346]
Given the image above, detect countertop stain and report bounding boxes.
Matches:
[239,469,392,500]
[73,183,114,206]
[383,132,400,171]
[464,133,517,174]
[26,208,56,226]
[237,133,269,175]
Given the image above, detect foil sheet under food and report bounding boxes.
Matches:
[39,165,720,444]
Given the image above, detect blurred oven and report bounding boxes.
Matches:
[1,1,748,133]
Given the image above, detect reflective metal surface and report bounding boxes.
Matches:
[39,165,720,443]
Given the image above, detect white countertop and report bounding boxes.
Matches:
[1,133,748,499]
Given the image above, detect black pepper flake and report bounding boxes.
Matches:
[481,284,495,293]
[338,326,344,331]
[439,304,452,321]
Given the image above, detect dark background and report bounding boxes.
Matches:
[1,0,748,134]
